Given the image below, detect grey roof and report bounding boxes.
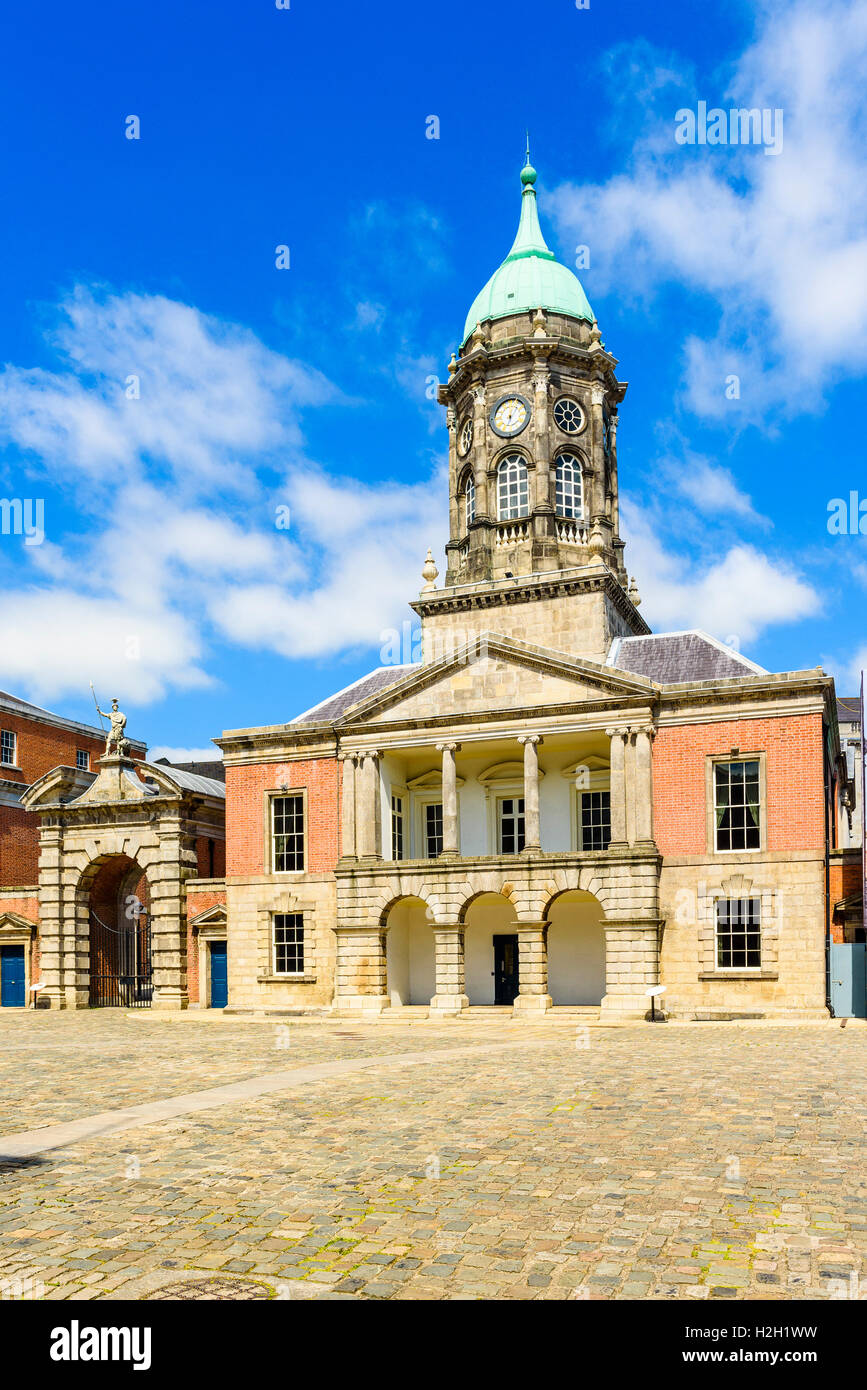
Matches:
[292,666,414,724]
[0,688,146,751]
[141,762,225,799]
[837,696,861,727]
[609,631,766,684]
[154,757,225,783]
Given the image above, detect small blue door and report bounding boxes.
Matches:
[0,946,26,1007]
[830,943,867,1019]
[210,941,228,1008]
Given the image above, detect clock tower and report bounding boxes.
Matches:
[415,155,649,665]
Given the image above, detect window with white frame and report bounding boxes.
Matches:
[273,913,304,974]
[76,750,90,771]
[497,796,525,854]
[715,897,761,968]
[497,454,529,520]
[424,802,443,858]
[272,793,305,871]
[391,794,404,861]
[579,790,610,850]
[464,472,476,529]
[555,454,583,518]
[714,759,761,851]
[0,730,16,766]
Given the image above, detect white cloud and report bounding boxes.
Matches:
[549,0,867,421]
[621,501,821,647]
[0,286,446,702]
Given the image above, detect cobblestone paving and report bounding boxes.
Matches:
[0,1012,865,1301]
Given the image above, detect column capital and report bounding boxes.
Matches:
[605,725,629,740]
[517,734,543,747]
[435,741,461,753]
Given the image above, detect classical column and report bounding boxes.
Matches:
[633,726,656,846]
[513,923,552,1014]
[472,384,490,518]
[429,926,469,1016]
[606,727,628,847]
[518,735,542,851]
[339,752,358,860]
[436,742,460,856]
[624,728,637,847]
[356,751,382,860]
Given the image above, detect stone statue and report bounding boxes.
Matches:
[96,697,129,757]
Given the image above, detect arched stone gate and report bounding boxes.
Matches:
[22,754,225,1010]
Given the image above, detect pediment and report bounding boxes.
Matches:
[338,634,655,727]
[0,911,36,934]
[478,760,541,785]
[23,756,183,812]
[191,903,227,929]
[407,769,466,789]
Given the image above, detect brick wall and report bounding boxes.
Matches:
[186,884,226,1006]
[654,714,826,857]
[226,759,340,876]
[0,803,39,886]
[0,711,107,787]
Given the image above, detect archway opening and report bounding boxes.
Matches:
[546,890,605,1006]
[385,897,435,1006]
[464,893,519,1005]
[85,855,152,1007]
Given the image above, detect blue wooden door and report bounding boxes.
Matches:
[830,943,867,1019]
[0,946,25,1007]
[209,941,228,1008]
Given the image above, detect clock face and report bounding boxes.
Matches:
[553,396,586,435]
[458,416,474,456]
[491,394,530,438]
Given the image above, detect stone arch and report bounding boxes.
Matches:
[457,879,517,923]
[544,887,606,1007]
[76,851,152,1007]
[383,894,436,1007]
[463,889,519,1005]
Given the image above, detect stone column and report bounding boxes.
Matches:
[606,727,628,847]
[531,362,551,512]
[148,821,195,1010]
[599,919,662,1019]
[634,726,656,846]
[34,823,67,1008]
[429,926,469,1016]
[513,923,552,1014]
[356,751,381,860]
[472,384,489,519]
[624,729,637,848]
[518,735,542,851]
[339,752,358,860]
[437,742,460,857]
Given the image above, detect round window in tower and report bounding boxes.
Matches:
[553,396,586,435]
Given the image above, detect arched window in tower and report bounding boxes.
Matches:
[497,454,529,520]
[465,471,476,530]
[555,454,584,519]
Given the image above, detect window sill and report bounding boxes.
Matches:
[698,971,778,981]
[257,974,317,984]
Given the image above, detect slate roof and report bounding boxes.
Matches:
[608,631,767,684]
[0,688,147,751]
[837,696,861,727]
[292,666,414,724]
[142,762,225,800]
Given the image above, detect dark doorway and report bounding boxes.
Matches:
[209,940,228,1008]
[87,856,152,1008]
[493,933,519,1005]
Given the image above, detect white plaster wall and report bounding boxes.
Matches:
[386,899,435,1005]
[458,779,487,857]
[547,892,606,1005]
[464,894,517,1004]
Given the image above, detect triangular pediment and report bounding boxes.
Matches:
[337,633,656,727]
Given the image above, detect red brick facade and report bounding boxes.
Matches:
[226,759,340,876]
[653,714,826,857]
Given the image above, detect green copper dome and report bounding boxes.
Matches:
[462,160,593,345]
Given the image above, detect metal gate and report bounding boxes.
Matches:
[829,943,867,1019]
[89,907,153,1008]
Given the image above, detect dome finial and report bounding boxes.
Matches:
[521,132,537,187]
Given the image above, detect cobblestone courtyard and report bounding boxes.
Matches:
[0,1012,865,1301]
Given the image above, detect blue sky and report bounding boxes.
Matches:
[0,0,865,759]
